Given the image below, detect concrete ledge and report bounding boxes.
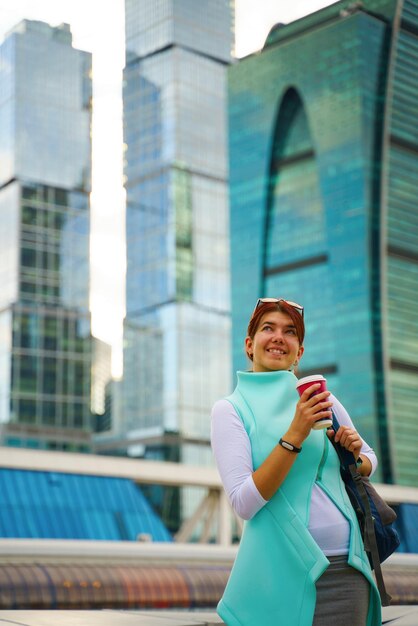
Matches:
[0,607,417,625]
[0,611,223,625]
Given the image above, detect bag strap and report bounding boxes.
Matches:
[330,411,392,606]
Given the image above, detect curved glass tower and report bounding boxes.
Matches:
[229,0,418,485]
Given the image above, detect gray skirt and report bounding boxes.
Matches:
[313,555,372,626]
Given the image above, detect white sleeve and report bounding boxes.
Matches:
[331,394,378,476]
[210,398,267,520]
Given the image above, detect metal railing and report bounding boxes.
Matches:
[1,446,417,545]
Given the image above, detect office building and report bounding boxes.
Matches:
[0,20,95,451]
[122,1,233,516]
[228,0,418,485]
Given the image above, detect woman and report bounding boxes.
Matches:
[211,298,381,626]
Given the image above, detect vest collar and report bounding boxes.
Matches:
[236,369,298,391]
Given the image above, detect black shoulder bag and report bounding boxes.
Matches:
[330,411,400,606]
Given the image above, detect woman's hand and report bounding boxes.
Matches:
[327,425,372,475]
[327,425,362,460]
[284,384,333,447]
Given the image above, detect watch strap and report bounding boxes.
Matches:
[279,438,302,453]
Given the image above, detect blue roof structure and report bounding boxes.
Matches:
[0,469,172,541]
[395,504,418,553]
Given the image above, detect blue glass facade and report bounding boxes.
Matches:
[228,0,418,485]
[380,0,418,485]
[0,21,96,451]
[122,1,232,467]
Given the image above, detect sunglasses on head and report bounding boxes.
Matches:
[252,298,304,318]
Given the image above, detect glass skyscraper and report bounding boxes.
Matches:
[122,1,232,489]
[228,0,418,485]
[0,20,94,451]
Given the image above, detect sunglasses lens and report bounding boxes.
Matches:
[285,300,303,311]
[253,298,304,317]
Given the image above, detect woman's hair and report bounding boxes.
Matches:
[246,300,305,361]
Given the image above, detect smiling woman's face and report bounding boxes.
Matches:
[245,311,304,373]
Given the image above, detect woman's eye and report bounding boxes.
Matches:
[262,325,272,331]
[286,329,296,335]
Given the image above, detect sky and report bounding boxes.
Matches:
[0,0,337,376]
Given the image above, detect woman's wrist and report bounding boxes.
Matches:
[282,429,305,449]
[358,454,372,476]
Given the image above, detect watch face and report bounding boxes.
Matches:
[279,438,301,453]
[282,441,293,450]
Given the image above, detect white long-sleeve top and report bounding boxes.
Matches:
[211,394,378,556]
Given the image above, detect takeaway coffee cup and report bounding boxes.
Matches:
[295,375,332,430]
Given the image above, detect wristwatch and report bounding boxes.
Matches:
[278,438,302,453]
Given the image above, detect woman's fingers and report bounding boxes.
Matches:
[300,383,323,401]
[296,394,332,425]
[312,399,333,413]
[334,426,362,453]
[300,386,331,407]
[307,393,333,419]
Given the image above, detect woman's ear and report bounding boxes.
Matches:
[245,336,253,359]
[292,345,304,370]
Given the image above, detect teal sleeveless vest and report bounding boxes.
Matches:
[217,370,381,626]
